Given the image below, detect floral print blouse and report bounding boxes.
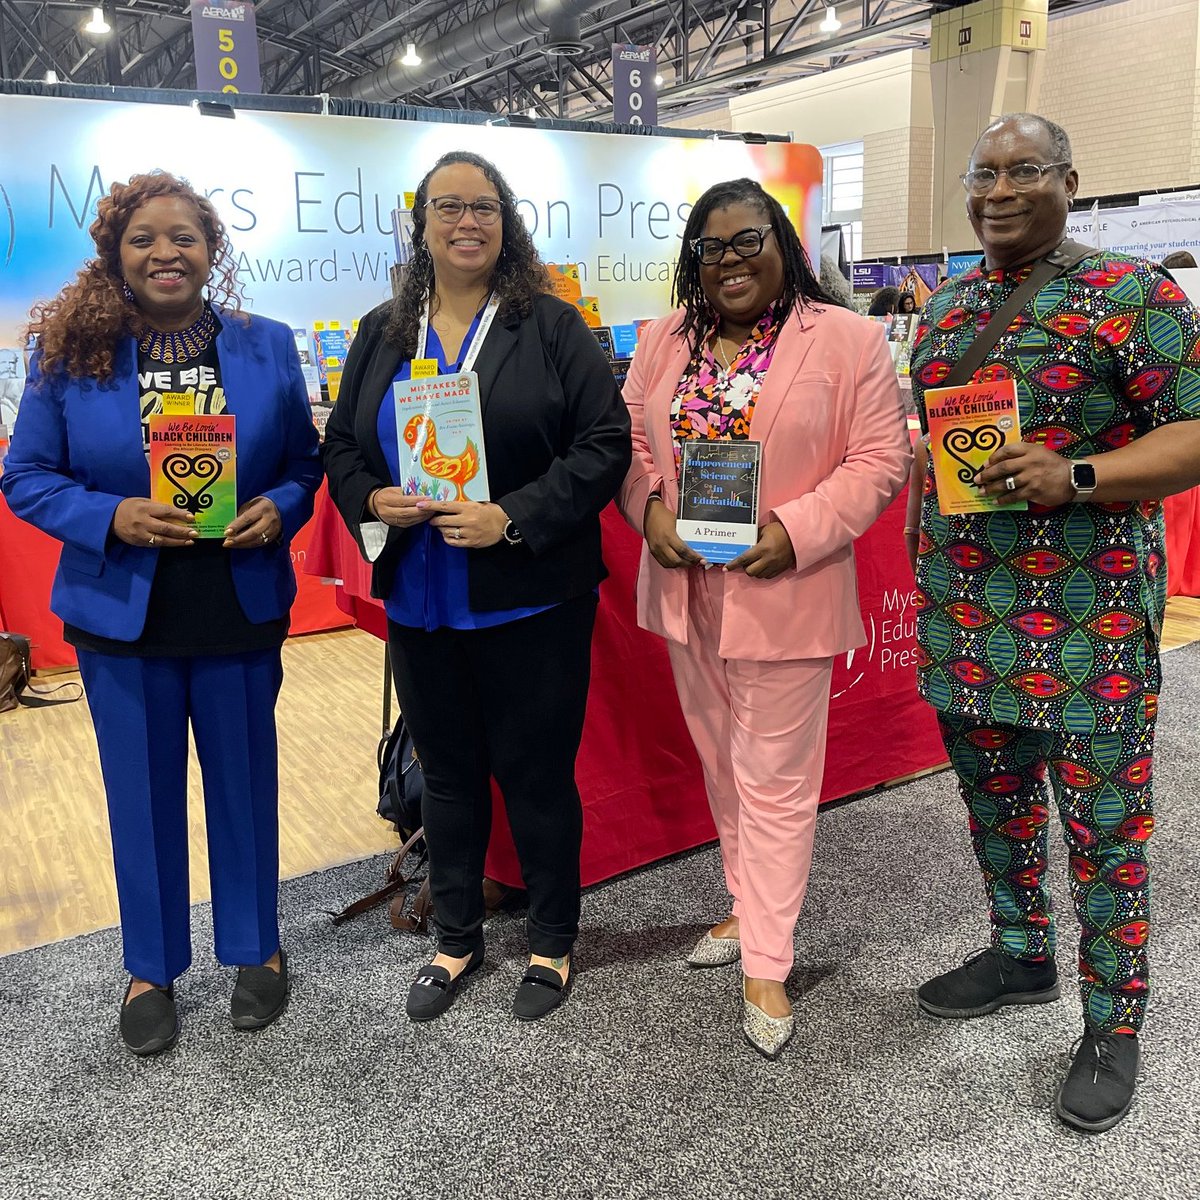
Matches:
[669,303,782,474]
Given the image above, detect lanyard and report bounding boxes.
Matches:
[416,293,500,373]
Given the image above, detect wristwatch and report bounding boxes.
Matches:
[1069,460,1097,501]
[502,519,524,545]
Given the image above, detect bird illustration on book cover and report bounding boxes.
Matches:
[403,413,481,502]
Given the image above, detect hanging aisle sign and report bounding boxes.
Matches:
[612,44,657,126]
[191,2,262,94]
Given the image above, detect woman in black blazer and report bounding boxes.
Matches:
[323,150,630,1022]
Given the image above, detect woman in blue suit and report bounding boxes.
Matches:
[1,171,321,1055]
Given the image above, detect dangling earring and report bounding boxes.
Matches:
[121,279,136,305]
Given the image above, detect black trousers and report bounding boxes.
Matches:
[387,592,597,958]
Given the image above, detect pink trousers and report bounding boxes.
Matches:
[667,567,833,981]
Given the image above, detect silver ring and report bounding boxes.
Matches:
[452,528,461,539]
[261,531,270,544]
[148,534,157,546]
[1004,475,1017,492]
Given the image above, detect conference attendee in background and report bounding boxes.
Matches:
[1,172,321,1055]
[866,285,901,316]
[619,178,909,1058]
[897,290,918,314]
[908,113,1200,1133]
[323,151,630,1024]
[1161,250,1197,270]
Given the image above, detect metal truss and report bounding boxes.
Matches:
[0,0,1127,124]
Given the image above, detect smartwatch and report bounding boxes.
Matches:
[502,519,524,545]
[1069,460,1097,500]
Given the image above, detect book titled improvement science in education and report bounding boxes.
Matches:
[677,441,761,564]
[148,413,237,538]
[925,379,1027,516]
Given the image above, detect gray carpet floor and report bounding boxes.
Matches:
[4,646,1200,1200]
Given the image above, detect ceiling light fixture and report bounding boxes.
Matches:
[819,5,841,34]
[400,42,422,67]
[44,69,59,84]
[527,106,537,119]
[654,73,663,87]
[84,6,111,35]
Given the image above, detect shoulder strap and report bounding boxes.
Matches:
[942,239,1097,389]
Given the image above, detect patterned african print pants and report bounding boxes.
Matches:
[937,713,1155,1033]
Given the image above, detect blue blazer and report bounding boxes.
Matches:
[1,312,322,642]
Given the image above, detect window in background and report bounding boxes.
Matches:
[822,140,863,262]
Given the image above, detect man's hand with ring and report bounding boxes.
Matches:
[975,442,1075,507]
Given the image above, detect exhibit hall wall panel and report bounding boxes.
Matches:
[861,126,936,257]
[0,94,822,347]
[1039,0,1199,199]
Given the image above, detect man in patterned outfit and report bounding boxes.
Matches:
[907,113,1200,1133]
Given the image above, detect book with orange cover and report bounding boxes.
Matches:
[148,413,237,537]
[546,263,583,303]
[925,379,1027,515]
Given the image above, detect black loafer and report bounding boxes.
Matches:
[513,962,572,1021]
[231,949,289,1031]
[120,981,179,1056]
[406,947,484,1022]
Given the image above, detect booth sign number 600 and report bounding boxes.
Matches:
[628,70,644,125]
[218,27,240,93]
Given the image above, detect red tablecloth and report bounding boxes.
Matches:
[0,482,351,670]
[305,493,947,889]
[1164,489,1200,599]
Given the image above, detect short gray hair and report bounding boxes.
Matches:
[973,113,1072,167]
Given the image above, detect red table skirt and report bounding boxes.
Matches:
[1164,489,1200,599]
[0,481,351,671]
[305,493,948,889]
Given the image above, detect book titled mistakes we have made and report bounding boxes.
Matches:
[677,440,761,564]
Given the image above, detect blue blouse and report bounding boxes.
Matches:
[377,313,552,632]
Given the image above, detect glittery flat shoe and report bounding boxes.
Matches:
[686,930,741,968]
[742,987,794,1060]
[120,981,179,1056]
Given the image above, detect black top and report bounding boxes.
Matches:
[65,335,287,657]
[321,293,632,612]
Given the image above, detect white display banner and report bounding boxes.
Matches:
[0,94,822,347]
[1066,199,1200,262]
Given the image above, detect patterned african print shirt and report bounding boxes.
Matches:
[910,251,1200,735]
[669,303,781,475]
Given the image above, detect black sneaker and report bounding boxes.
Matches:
[231,949,289,1031]
[120,981,179,1056]
[917,947,1060,1018]
[1055,1025,1140,1133]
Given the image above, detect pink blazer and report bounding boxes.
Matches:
[617,302,911,661]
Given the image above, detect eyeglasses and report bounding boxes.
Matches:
[959,161,1071,195]
[690,225,773,265]
[426,196,504,225]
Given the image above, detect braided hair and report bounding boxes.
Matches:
[385,150,549,356]
[672,177,836,351]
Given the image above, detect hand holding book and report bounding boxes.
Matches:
[112,497,196,548]
[972,441,1078,507]
[645,498,704,569]
[222,496,282,549]
[723,520,796,579]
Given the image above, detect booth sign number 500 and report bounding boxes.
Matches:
[218,27,240,93]
[628,70,644,125]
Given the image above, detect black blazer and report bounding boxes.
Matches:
[322,293,632,611]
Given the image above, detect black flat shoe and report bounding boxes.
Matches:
[513,961,572,1021]
[120,981,179,1056]
[231,949,289,1031]
[406,947,484,1022]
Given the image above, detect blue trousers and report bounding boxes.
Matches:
[77,647,284,986]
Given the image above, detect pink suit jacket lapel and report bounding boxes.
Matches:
[746,306,817,447]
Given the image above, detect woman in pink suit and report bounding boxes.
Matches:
[619,179,910,1058]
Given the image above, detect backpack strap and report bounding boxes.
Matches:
[942,239,1097,390]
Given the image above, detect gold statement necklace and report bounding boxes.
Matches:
[138,304,218,365]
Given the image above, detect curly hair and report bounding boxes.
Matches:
[672,177,837,351]
[385,151,550,356]
[27,170,243,381]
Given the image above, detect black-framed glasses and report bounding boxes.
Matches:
[426,196,504,225]
[959,161,1071,195]
[690,225,773,265]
